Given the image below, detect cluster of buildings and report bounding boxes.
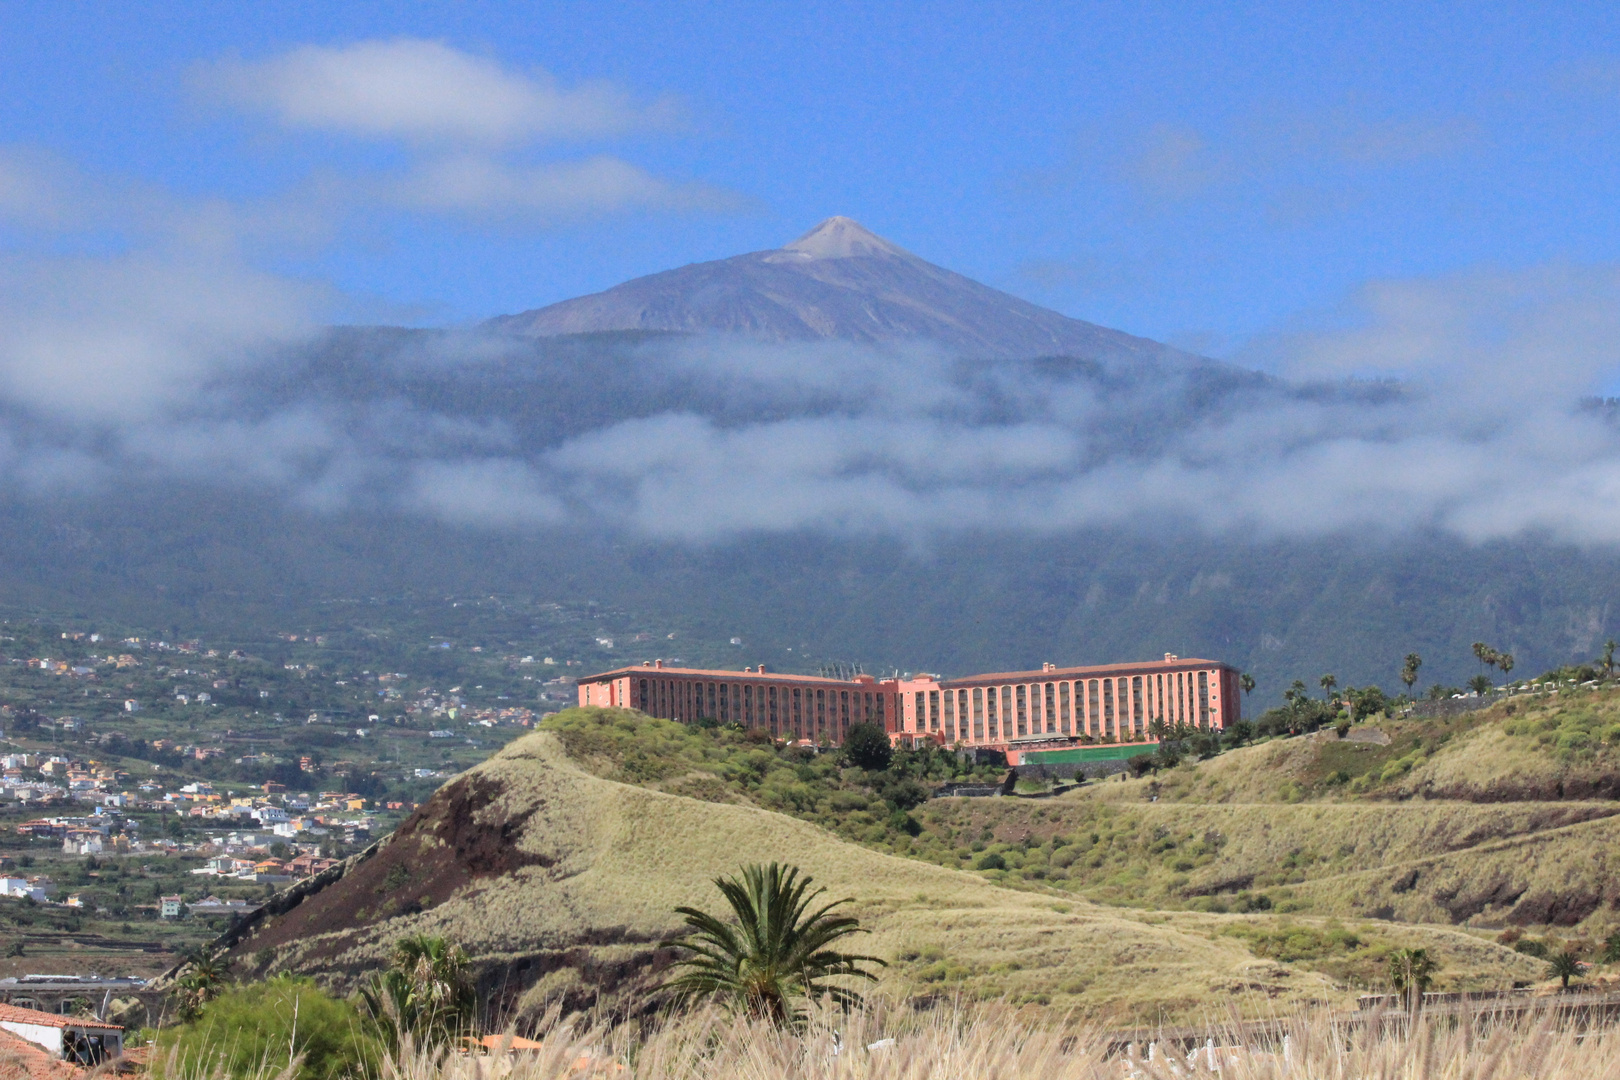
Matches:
[0,755,129,802]
[3,780,393,867]
[190,850,340,884]
[578,654,1242,762]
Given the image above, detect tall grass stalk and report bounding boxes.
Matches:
[158,999,1620,1080]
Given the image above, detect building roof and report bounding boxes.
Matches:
[0,1004,120,1031]
[578,664,876,687]
[0,1027,86,1080]
[937,658,1232,686]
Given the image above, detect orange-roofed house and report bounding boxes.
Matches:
[0,1027,88,1080]
[0,1003,122,1067]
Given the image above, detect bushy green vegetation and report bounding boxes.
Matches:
[542,709,1002,851]
[155,977,377,1080]
[1500,701,1620,758]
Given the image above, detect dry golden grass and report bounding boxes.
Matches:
[259,727,1539,1024]
[959,690,1620,935]
[345,1001,1620,1080]
[266,731,1301,1020]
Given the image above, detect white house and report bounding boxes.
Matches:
[0,878,50,901]
[0,1003,122,1064]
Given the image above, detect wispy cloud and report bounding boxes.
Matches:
[192,38,723,227]
[194,39,677,147]
[389,155,738,221]
[1106,107,1482,223]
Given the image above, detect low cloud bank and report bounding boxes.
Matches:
[3,252,1619,547]
[4,51,1620,545]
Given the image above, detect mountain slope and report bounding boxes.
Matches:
[492,217,1192,362]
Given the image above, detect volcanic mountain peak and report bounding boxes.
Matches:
[771,216,914,261]
[491,218,1194,363]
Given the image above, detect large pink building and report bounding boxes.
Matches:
[577,653,1240,760]
[576,660,893,746]
[888,655,1240,760]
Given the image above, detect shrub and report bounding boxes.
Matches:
[1514,937,1550,959]
[843,723,892,771]
[155,977,377,1080]
[976,852,1006,871]
[875,776,930,811]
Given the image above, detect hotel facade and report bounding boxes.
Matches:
[577,654,1241,762]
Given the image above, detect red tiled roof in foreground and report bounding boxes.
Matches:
[468,1035,546,1051]
[0,1028,84,1080]
[0,1006,119,1032]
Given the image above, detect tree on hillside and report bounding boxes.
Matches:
[1549,950,1585,991]
[1468,674,1493,696]
[359,934,476,1048]
[1604,640,1617,680]
[1388,948,1436,1010]
[659,862,885,1024]
[1346,686,1389,722]
[1603,929,1620,964]
[1498,653,1514,683]
[175,945,232,1022]
[1401,654,1422,697]
[1240,673,1255,699]
[1319,674,1337,700]
[842,722,892,771]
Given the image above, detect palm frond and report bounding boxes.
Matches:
[657,862,887,1024]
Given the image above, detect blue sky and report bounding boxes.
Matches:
[7,1,1619,356]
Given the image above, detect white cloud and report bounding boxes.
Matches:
[191,39,730,228]
[389,155,736,220]
[0,250,326,423]
[196,39,674,146]
[406,459,567,526]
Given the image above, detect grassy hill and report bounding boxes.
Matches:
[231,708,1544,1025]
[493,698,1620,943]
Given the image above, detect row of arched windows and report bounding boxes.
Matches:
[629,676,887,743]
[907,670,1213,744]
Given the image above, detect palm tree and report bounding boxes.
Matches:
[1549,950,1585,991]
[1467,674,1493,696]
[659,862,885,1024]
[1147,718,1169,743]
[1319,674,1337,699]
[1400,653,1422,698]
[175,945,231,1022]
[1387,947,1436,1010]
[360,934,477,1048]
[1498,652,1514,684]
[1240,673,1255,699]
[1604,640,1617,680]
